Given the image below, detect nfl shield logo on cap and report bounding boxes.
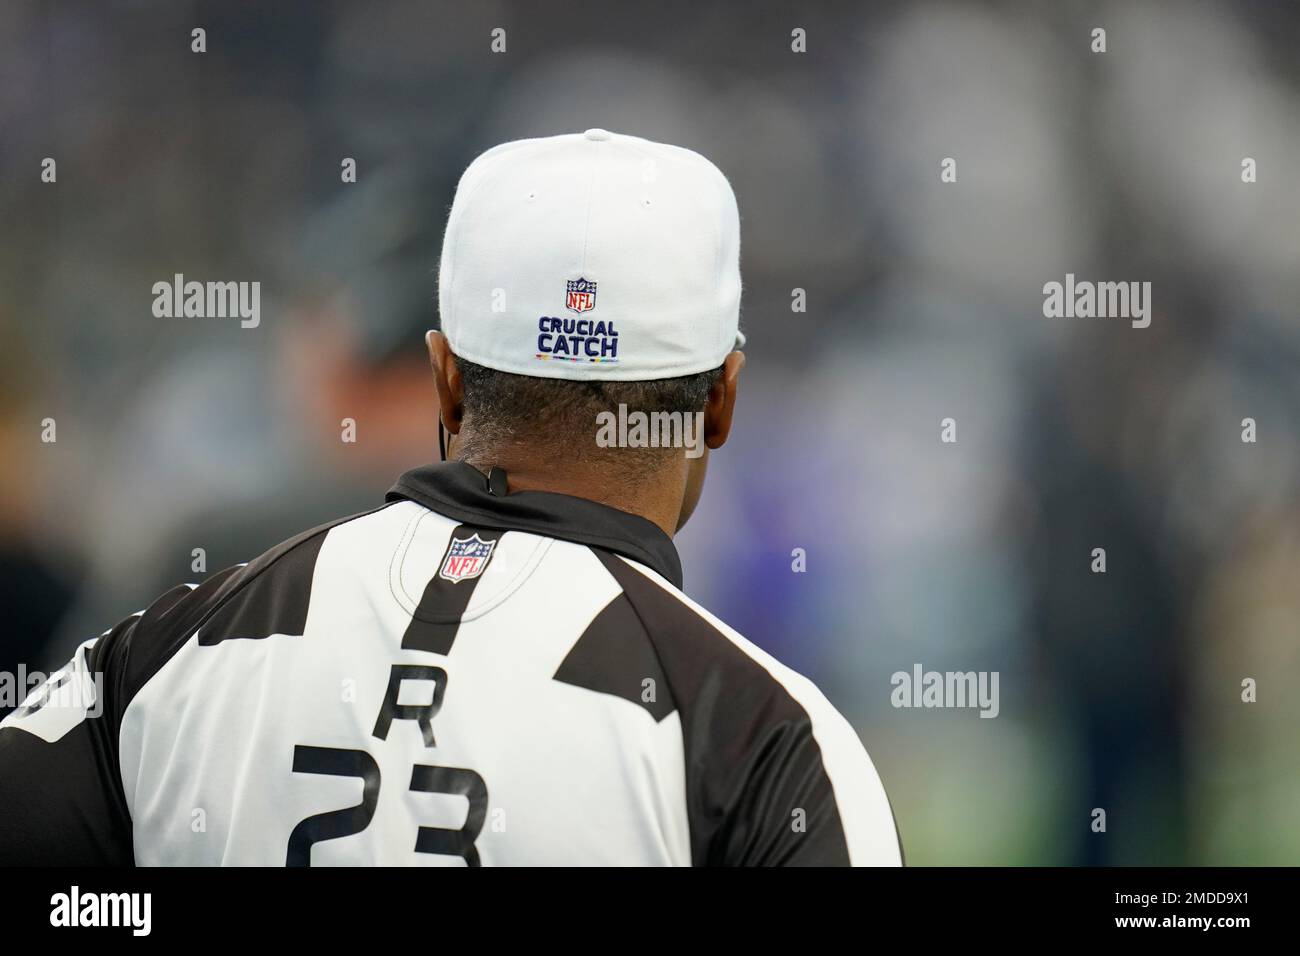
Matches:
[566,277,597,314]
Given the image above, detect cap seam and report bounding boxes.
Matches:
[579,139,603,276]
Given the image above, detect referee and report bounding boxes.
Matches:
[0,130,902,866]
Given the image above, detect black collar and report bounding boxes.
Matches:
[386,462,683,589]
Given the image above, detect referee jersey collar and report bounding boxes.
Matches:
[386,461,684,589]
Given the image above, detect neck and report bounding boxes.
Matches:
[459,450,686,538]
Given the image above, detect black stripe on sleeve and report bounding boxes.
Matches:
[591,548,852,867]
[197,532,328,645]
[0,637,135,865]
[552,593,677,722]
[0,506,394,867]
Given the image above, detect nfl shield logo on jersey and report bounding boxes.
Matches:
[565,277,597,314]
[439,534,497,583]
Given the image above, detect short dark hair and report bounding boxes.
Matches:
[455,357,722,479]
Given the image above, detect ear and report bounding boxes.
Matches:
[426,330,465,434]
[703,350,745,450]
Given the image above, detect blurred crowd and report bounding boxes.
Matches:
[2,0,1298,864]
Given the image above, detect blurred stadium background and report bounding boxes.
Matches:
[2,0,1298,865]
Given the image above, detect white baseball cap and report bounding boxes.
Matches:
[438,129,744,382]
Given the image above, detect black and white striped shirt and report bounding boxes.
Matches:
[0,462,902,866]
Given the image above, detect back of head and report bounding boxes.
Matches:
[435,130,745,487]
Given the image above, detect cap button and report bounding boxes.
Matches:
[583,128,612,141]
